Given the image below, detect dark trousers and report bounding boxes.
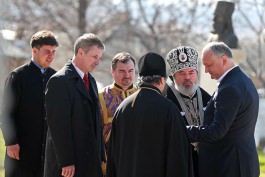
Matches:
[5,157,42,177]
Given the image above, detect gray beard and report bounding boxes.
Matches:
[175,83,198,97]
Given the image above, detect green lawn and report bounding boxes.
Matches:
[259,148,265,177]
[0,130,264,177]
[0,130,5,177]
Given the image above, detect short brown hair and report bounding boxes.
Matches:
[74,33,105,55]
[111,52,136,70]
[30,30,59,48]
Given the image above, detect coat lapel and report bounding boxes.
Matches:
[65,61,93,102]
[218,66,240,88]
[88,74,99,103]
[210,67,241,108]
[76,79,92,101]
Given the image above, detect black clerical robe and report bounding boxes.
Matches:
[107,84,194,177]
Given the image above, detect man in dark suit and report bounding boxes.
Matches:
[187,41,260,177]
[44,33,105,177]
[0,30,59,177]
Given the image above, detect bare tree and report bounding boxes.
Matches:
[236,0,265,88]
[118,0,212,56]
[3,0,263,88]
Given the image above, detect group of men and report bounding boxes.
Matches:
[0,30,260,177]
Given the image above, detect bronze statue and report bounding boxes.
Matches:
[208,1,238,48]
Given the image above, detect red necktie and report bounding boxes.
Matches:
[83,74,89,91]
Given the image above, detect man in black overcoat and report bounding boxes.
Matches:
[44,33,105,177]
[107,52,194,177]
[0,30,59,177]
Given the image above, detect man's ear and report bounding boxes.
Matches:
[32,47,38,54]
[111,69,115,75]
[77,48,84,56]
[221,55,228,66]
[160,77,165,85]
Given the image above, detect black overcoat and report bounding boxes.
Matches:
[187,67,260,177]
[107,84,194,177]
[44,61,104,177]
[166,85,211,177]
[0,61,56,173]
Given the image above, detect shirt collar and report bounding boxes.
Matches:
[114,83,134,91]
[72,61,85,79]
[217,65,238,85]
[31,59,46,74]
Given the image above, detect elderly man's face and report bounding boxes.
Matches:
[173,68,198,96]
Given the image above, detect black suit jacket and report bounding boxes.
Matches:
[187,66,260,177]
[44,61,104,177]
[0,61,56,172]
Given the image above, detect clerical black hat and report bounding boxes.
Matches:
[138,52,167,77]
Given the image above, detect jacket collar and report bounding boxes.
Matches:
[218,66,240,88]
[113,83,135,91]
[139,83,162,95]
[65,60,95,101]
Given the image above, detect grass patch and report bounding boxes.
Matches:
[0,130,5,177]
[0,169,3,177]
[259,148,265,177]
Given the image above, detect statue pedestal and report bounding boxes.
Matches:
[199,49,246,95]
